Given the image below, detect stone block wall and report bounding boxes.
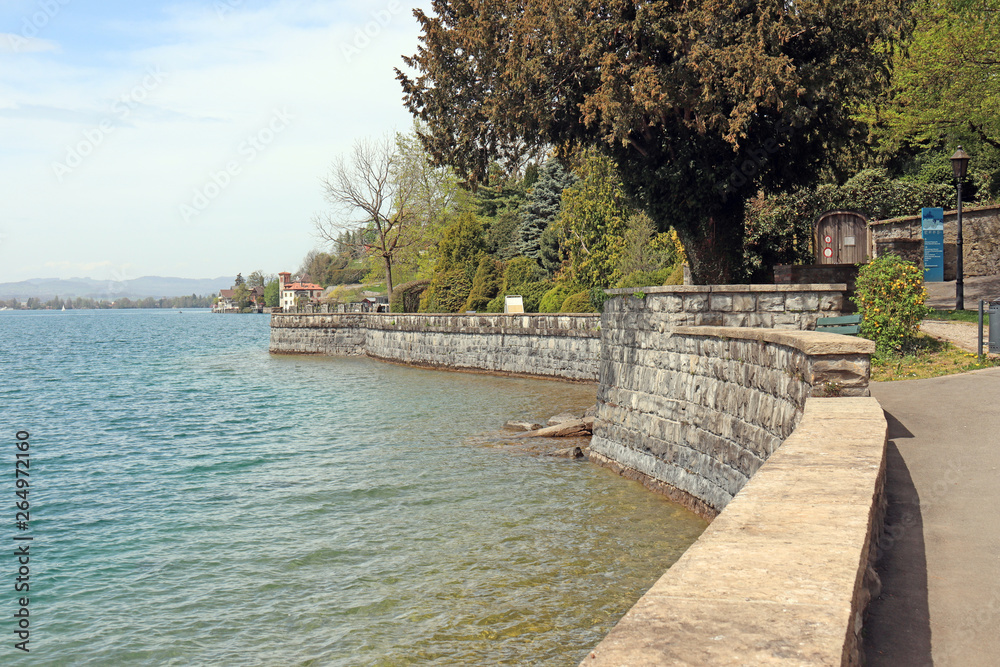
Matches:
[269,313,602,382]
[602,284,848,330]
[871,204,1000,279]
[590,304,875,516]
[584,397,888,666]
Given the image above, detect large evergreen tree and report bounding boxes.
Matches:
[398,0,912,283]
[516,159,576,261]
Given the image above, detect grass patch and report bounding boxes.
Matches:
[925,308,984,323]
[871,333,1000,382]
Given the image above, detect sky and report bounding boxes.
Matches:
[0,0,429,284]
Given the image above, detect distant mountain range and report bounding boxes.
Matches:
[0,276,234,301]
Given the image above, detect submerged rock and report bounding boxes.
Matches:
[547,411,581,426]
[547,446,586,459]
[504,420,545,432]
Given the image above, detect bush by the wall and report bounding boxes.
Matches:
[420,269,473,313]
[463,256,504,312]
[539,284,574,313]
[852,255,928,355]
[560,291,597,313]
[390,279,431,313]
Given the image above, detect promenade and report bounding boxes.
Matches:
[864,367,1000,665]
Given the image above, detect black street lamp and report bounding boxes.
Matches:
[951,146,970,310]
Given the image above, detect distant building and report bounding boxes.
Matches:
[278,272,323,311]
[214,289,238,313]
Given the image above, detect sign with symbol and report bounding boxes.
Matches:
[823,247,833,258]
[922,207,944,282]
[824,235,832,244]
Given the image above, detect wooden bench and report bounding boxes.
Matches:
[816,313,862,335]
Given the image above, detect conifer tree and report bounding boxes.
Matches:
[516,159,576,261]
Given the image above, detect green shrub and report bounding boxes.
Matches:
[390,279,431,313]
[420,268,473,313]
[615,265,676,289]
[560,291,597,313]
[502,257,547,292]
[485,294,505,312]
[539,284,574,313]
[852,255,928,355]
[589,286,612,312]
[463,256,504,312]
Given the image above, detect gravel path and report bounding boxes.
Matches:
[918,319,992,356]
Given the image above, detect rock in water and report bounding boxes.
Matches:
[503,420,545,432]
[547,411,581,426]
[547,446,586,459]
[513,419,590,438]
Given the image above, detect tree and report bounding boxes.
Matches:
[517,158,577,261]
[232,284,251,310]
[264,278,280,307]
[557,151,632,289]
[234,273,245,287]
[315,135,427,301]
[247,270,273,290]
[398,0,912,283]
[876,0,1000,153]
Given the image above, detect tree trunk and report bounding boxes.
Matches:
[677,214,746,285]
[383,255,394,302]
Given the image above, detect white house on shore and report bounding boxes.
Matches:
[278,272,323,311]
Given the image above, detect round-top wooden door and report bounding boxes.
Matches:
[815,211,869,264]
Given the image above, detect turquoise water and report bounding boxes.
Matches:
[0,309,704,665]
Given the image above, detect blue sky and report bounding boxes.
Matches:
[0,0,428,283]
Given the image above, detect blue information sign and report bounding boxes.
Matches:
[922,207,945,282]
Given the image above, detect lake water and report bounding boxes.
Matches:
[0,309,705,665]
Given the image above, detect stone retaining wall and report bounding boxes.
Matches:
[583,397,887,666]
[590,319,875,516]
[602,284,848,330]
[269,313,602,382]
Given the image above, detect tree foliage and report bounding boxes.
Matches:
[517,158,576,260]
[557,151,631,289]
[876,0,1000,153]
[398,0,912,282]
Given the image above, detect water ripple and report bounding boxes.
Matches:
[0,309,705,666]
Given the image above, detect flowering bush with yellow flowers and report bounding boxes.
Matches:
[852,255,929,356]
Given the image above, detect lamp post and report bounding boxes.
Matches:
[950,146,970,310]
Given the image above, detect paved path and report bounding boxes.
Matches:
[925,275,1000,310]
[864,368,1000,665]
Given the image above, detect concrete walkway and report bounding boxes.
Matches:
[865,368,1000,666]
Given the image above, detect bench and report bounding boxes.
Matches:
[816,313,861,335]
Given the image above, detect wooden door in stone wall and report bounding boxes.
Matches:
[815,211,869,264]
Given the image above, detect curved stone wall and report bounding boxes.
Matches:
[269,313,601,382]
[591,316,875,517]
